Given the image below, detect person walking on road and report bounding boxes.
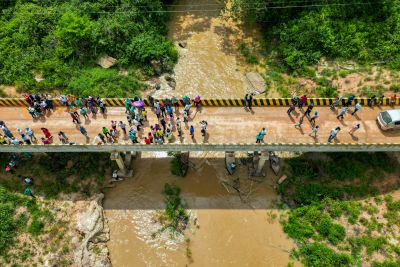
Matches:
[177,118,182,137]
[295,114,305,128]
[80,107,89,120]
[337,107,348,120]
[70,112,80,124]
[79,125,88,137]
[346,95,354,107]
[247,93,253,110]
[310,111,318,126]
[255,128,267,143]
[349,123,361,135]
[309,125,319,137]
[330,96,342,110]
[391,94,397,107]
[119,121,127,135]
[25,128,37,142]
[287,102,295,116]
[242,94,248,109]
[21,134,31,145]
[102,127,111,138]
[41,128,52,139]
[299,95,307,109]
[328,127,341,143]
[351,103,362,116]
[190,125,195,139]
[58,131,68,144]
[368,95,376,107]
[111,120,117,131]
[378,95,385,106]
[304,103,314,117]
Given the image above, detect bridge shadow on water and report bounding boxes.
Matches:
[103,153,279,211]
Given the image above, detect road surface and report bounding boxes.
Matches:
[1,106,399,148]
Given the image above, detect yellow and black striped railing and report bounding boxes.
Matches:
[0,97,399,107]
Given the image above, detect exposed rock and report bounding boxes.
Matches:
[75,194,111,267]
[151,60,162,75]
[97,55,116,69]
[178,41,187,48]
[245,72,266,93]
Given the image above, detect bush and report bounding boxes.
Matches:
[232,0,400,70]
[315,215,345,245]
[0,0,176,93]
[66,68,142,97]
[299,242,353,267]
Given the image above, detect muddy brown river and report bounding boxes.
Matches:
[104,152,298,266]
[153,0,261,98]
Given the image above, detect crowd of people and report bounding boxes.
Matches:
[0,93,398,146]
[255,93,397,143]
[1,94,208,145]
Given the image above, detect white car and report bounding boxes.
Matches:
[377,109,400,130]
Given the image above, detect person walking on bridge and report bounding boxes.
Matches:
[368,95,376,107]
[295,114,305,128]
[349,123,361,135]
[351,103,362,116]
[328,127,341,143]
[242,94,248,109]
[391,94,397,107]
[247,93,253,110]
[190,125,195,139]
[346,95,354,107]
[70,112,80,124]
[41,128,52,140]
[309,125,319,137]
[299,95,307,109]
[337,107,348,120]
[102,127,111,138]
[256,128,267,143]
[79,126,88,137]
[80,107,89,120]
[25,128,36,142]
[304,103,314,117]
[176,118,182,137]
[330,96,342,110]
[378,95,385,106]
[287,102,295,116]
[119,121,127,135]
[58,131,68,144]
[310,111,318,126]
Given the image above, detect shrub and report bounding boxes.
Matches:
[299,242,353,267]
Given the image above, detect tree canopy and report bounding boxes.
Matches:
[0,0,178,96]
[230,0,400,70]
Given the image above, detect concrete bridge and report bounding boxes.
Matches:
[1,104,399,152]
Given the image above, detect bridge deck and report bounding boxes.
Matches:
[0,106,399,152]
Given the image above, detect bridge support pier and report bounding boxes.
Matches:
[110,152,133,177]
[253,151,269,177]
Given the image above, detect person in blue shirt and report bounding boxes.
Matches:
[190,125,195,139]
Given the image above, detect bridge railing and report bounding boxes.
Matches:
[0,142,399,152]
[0,97,398,107]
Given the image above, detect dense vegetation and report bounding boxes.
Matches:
[279,153,400,266]
[231,0,400,70]
[0,0,178,96]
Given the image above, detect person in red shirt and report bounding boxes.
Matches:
[148,132,153,143]
[41,128,52,139]
[144,137,151,145]
[299,95,307,109]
